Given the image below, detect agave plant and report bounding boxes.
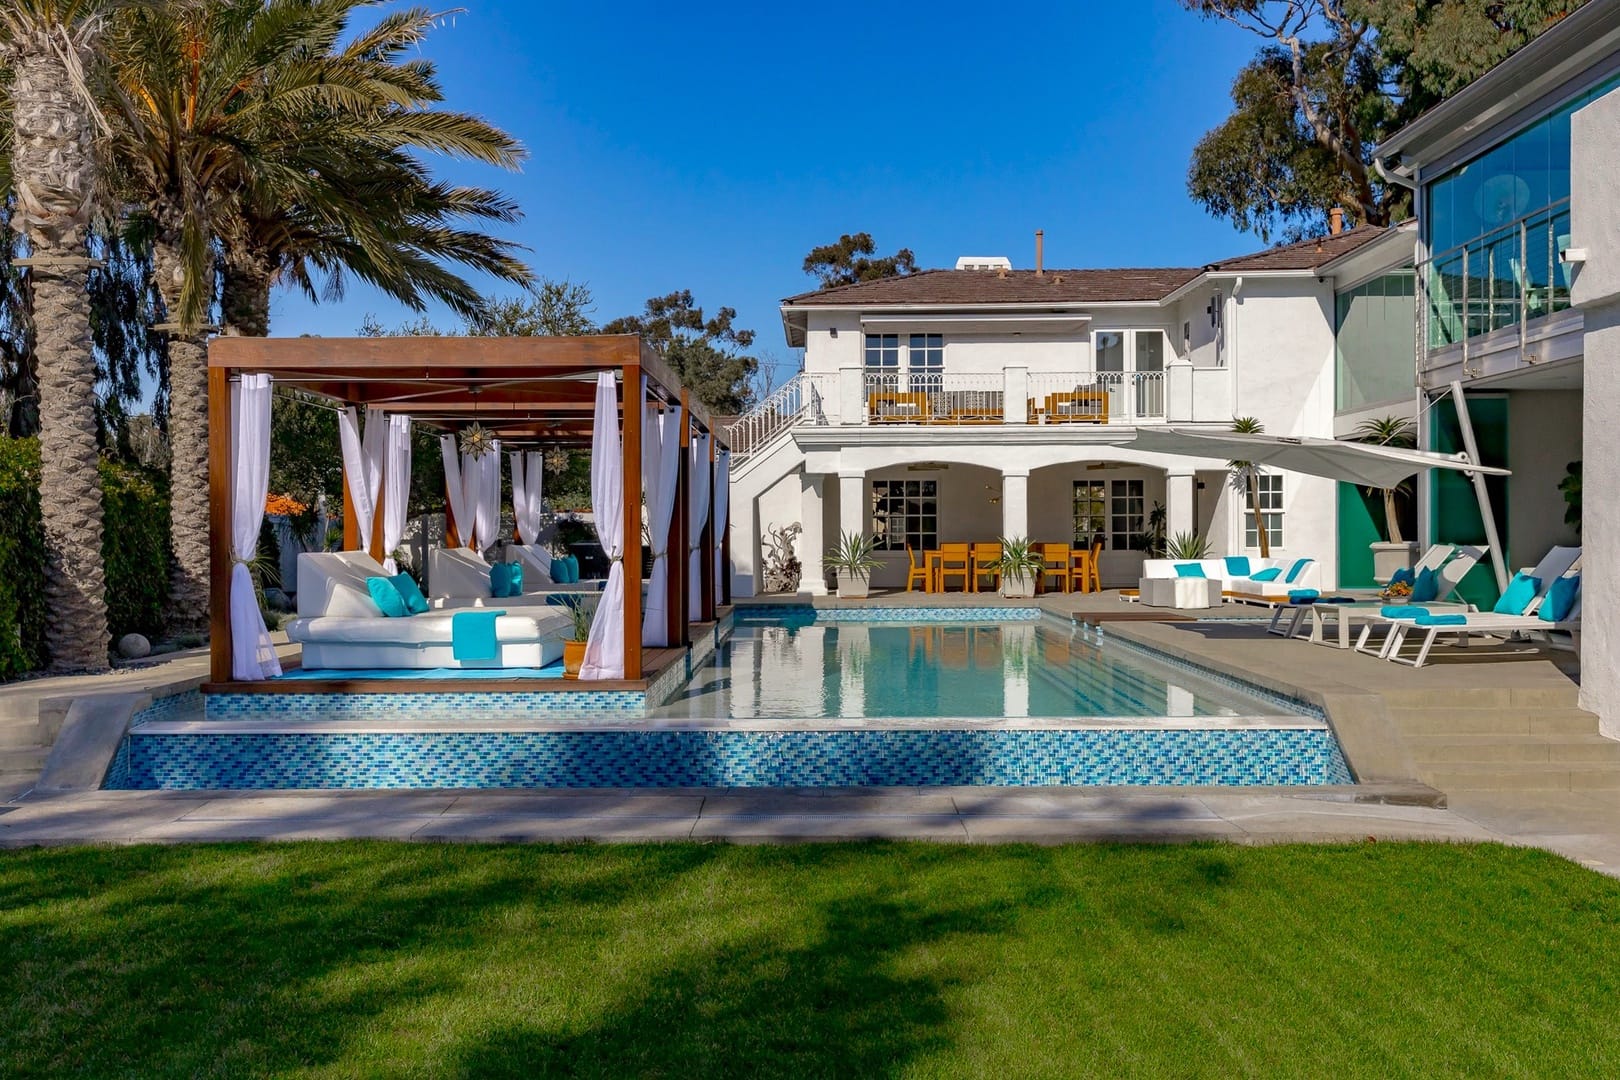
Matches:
[996,536,1046,582]
[560,593,597,643]
[1164,531,1212,560]
[825,531,882,581]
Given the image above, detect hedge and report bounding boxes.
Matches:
[0,438,171,678]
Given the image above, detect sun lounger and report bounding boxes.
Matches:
[1267,546,1475,644]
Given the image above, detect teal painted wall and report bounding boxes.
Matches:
[1336,483,1384,589]
[1430,395,1510,609]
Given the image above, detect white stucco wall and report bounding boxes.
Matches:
[1505,390,1583,568]
[1572,87,1620,735]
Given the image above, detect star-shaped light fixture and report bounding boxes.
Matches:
[459,421,496,458]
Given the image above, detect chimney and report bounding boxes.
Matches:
[1035,229,1044,278]
[1329,207,1344,235]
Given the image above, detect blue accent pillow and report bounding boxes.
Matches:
[1224,556,1252,578]
[1287,588,1319,602]
[1410,566,1440,603]
[1389,567,1416,587]
[489,562,523,598]
[1248,567,1282,582]
[509,561,524,594]
[1382,605,1427,619]
[1493,572,1540,616]
[1284,558,1313,584]
[562,555,580,583]
[1539,574,1580,623]
[1417,613,1469,626]
[1173,563,1206,579]
[389,573,429,615]
[366,576,409,618]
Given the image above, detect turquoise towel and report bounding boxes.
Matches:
[1382,605,1428,619]
[1287,589,1320,602]
[1416,613,1468,626]
[452,609,506,661]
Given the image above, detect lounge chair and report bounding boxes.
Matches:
[1266,545,1473,645]
[1379,546,1582,668]
[429,546,600,602]
[1144,555,1319,605]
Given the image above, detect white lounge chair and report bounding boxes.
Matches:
[428,545,596,603]
[1337,546,1484,656]
[1380,546,1582,668]
[1265,544,1458,638]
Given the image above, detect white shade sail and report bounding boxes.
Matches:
[381,414,411,574]
[712,449,730,608]
[642,384,683,647]
[1125,428,1511,490]
[581,372,625,680]
[229,374,282,680]
[688,432,711,621]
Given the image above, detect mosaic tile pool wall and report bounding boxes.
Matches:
[109,727,1353,789]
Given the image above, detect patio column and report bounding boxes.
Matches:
[1167,470,1196,540]
[838,472,864,544]
[1001,471,1028,540]
[798,471,828,594]
[1004,365,1028,425]
[839,364,864,426]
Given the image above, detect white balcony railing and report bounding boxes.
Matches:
[1027,371,1165,424]
[728,372,831,462]
[863,371,1005,424]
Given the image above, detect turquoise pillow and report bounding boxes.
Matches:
[389,573,429,615]
[1539,574,1579,623]
[1410,566,1440,603]
[489,562,523,598]
[1224,556,1251,578]
[1249,567,1281,582]
[1173,563,1206,579]
[1417,613,1469,626]
[1382,605,1427,619]
[1287,588,1319,602]
[552,556,570,584]
[1389,567,1416,587]
[1493,572,1540,616]
[509,561,524,594]
[561,555,580,583]
[366,576,409,618]
[1284,558,1313,584]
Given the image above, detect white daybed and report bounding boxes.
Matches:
[285,551,570,669]
[1140,556,1321,603]
[428,545,601,602]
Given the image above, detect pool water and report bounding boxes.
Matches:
[658,616,1296,721]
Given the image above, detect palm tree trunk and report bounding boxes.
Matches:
[1384,488,1403,545]
[11,48,110,672]
[153,239,211,633]
[1247,473,1270,559]
[220,262,272,338]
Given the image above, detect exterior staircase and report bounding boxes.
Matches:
[724,375,831,595]
[1386,687,1620,792]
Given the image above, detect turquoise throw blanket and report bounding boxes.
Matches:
[452,610,506,662]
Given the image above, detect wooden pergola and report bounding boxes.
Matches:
[206,334,730,688]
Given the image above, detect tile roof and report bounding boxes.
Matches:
[1202,224,1390,271]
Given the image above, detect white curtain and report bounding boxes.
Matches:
[713,449,731,608]
[510,450,547,551]
[472,440,501,553]
[230,374,282,680]
[439,435,474,548]
[641,384,683,647]
[337,406,386,549]
[581,372,626,680]
[381,414,412,574]
[687,432,711,621]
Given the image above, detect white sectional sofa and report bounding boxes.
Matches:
[285,551,570,670]
[428,545,602,601]
[1140,556,1321,602]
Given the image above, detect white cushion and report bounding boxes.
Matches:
[296,551,392,618]
[1139,577,1224,609]
[286,609,568,646]
[508,544,554,584]
[428,546,497,599]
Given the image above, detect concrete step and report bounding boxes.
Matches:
[1423,762,1620,792]
[1384,686,1581,711]
[0,744,50,774]
[0,719,45,749]
[1391,708,1599,737]
[1407,734,1620,765]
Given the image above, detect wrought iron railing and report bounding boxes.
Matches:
[1026,371,1165,424]
[863,371,1004,424]
[727,372,830,463]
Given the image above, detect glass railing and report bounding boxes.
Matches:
[1421,199,1573,351]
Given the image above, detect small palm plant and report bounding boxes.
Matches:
[1164,532,1212,560]
[996,536,1046,598]
[560,594,597,643]
[826,531,882,597]
[1352,416,1416,543]
[1228,416,1270,558]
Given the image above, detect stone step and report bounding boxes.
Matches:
[0,744,50,774]
[1391,708,1599,737]
[0,720,45,749]
[1384,686,1581,711]
[1406,734,1620,765]
[1423,763,1620,792]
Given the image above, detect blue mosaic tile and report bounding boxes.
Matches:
[737,605,1042,624]
[131,689,204,727]
[203,690,648,723]
[112,727,1352,790]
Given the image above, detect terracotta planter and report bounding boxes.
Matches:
[563,639,587,679]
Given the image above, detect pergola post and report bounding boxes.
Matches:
[670,392,691,647]
[369,476,388,563]
[342,472,360,550]
[207,367,233,682]
[721,519,732,606]
[700,432,715,623]
[622,363,644,680]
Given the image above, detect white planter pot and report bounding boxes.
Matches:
[1370,541,1421,583]
[835,570,870,599]
[1000,573,1035,599]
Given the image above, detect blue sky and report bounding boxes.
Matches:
[272,1,1265,379]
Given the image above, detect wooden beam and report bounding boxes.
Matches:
[207,368,233,683]
[622,366,644,680]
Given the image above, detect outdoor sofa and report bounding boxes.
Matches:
[1140,555,1320,605]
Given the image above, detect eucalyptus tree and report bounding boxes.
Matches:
[1,0,113,670]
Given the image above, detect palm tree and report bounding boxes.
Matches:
[1228,415,1271,559]
[103,0,530,630]
[1352,415,1416,544]
[1,0,112,670]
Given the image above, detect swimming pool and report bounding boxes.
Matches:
[105,610,1354,789]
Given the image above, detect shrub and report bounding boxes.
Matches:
[98,460,171,642]
[0,438,47,679]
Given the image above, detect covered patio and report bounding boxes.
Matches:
[204,334,731,695]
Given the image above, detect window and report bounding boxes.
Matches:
[1073,480,1106,546]
[908,333,943,393]
[1110,479,1145,551]
[1093,330,1169,418]
[1095,331,1125,373]
[870,479,937,552]
[1335,271,1416,411]
[864,333,899,388]
[1244,473,1284,549]
[1134,332,1164,373]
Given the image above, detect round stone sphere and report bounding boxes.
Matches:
[117,633,152,660]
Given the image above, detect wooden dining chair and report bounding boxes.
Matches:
[1086,537,1104,593]
[904,544,930,592]
[970,542,1001,593]
[936,542,971,593]
[1038,543,1073,594]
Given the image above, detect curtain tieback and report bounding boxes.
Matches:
[650,548,667,559]
[231,556,256,569]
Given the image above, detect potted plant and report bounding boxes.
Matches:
[1353,416,1419,580]
[1164,532,1212,560]
[560,594,596,678]
[996,536,1045,598]
[826,531,882,598]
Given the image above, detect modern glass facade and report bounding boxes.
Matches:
[1335,271,1416,410]
[1422,74,1620,348]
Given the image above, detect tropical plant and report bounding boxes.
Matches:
[825,531,882,581]
[1,0,114,670]
[1227,416,1271,558]
[995,536,1046,584]
[560,593,596,643]
[1143,501,1168,557]
[1165,531,1213,561]
[1352,415,1416,543]
[1560,460,1581,534]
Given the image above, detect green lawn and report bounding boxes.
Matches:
[2,842,1618,1078]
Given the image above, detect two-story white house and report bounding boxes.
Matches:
[728,226,1412,595]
